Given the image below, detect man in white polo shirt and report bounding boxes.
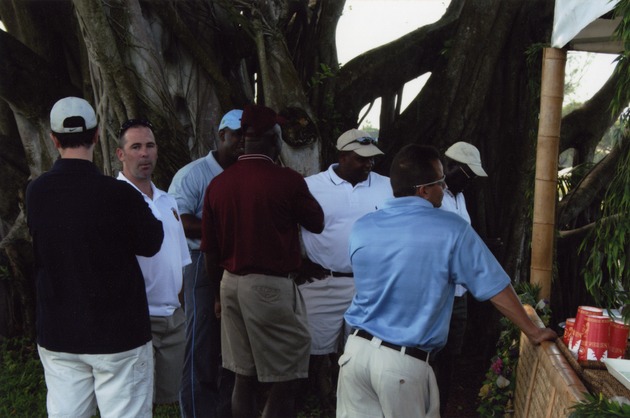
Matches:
[435,141,488,416]
[116,118,191,404]
[298,129,393,407]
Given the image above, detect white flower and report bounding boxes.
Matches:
[536,299,547,310]
[496,375,510,388]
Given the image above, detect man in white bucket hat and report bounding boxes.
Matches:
[434,140,489,415]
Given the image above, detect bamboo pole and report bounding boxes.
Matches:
[530,47,566,300]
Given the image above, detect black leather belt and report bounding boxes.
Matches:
[353,329,431,363]
[327,270,354,277]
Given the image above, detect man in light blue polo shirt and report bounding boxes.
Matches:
[337,144,557,417]
[168,109,243,418]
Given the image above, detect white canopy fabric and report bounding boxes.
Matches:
[552,0,620,48]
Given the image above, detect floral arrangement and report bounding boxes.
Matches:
[477,283,551,417]
[568,392,630,417]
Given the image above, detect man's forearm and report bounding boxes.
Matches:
[203,251,223,299]
[181,214,202,239]
[490,284,557,344]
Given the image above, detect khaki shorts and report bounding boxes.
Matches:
[150,307,186,404]
[220,271,311,382]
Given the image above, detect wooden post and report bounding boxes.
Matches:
[530,47,566,300]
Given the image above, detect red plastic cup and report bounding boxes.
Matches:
[578,315,610,361]
[570,306,603,355]
[608,320,630,359]
[563,318,575,346]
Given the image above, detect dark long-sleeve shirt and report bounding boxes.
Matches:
[26,158,163,354]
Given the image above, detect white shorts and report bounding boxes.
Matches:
[299,276,355,354]
[38,341,153,418]
[336,334,440,418]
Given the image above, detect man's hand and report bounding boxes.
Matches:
[295,258,329,285]
[490,285,558,346]
[527,327,558,345]
[214,296,221,319]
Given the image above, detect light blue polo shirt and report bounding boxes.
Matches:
[345,196,510,352]
[168,151,223,250]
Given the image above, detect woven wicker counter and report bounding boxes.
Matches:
[514,305,588,417]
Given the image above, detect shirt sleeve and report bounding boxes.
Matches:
[450,225,510,301]
[200,182,219,254]
[292,172,324,234]
[122,183,164,257]
[172,200,192,266]
[168,168,202,217]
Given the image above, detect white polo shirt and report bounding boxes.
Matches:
[301,164,393,273]
[441,189,470,296]
[118,173,192,316]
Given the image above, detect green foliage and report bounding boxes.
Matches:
[0,337,47,417]
[569,392,630,417]
[612,0,630,118]
[477,283,551,417]
[308,63,337,90]
[570,0,630,319]
[579,137,630,322]
[557,162,595,200]
[0,337,328,417]
[154,403,180,418]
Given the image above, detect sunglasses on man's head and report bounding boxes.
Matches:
[354,137,378,145]
[119,118,154,137]
[341,137,378,150]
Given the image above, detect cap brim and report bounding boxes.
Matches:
[468,163,488,177]
[342,143,384,157]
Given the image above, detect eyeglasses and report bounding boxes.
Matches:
[414,175,447,189]
[119,118,154,137]
[459,165,477,180]
[341,136,378,149]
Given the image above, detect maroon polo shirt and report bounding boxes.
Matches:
[201,154,324,276]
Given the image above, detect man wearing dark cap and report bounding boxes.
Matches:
[298,129,392,406]
[26,97,164,417]
[201,104,324,417]
[435,141,489,415]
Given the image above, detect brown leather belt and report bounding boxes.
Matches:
[353,329,431,363]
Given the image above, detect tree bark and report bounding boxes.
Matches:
[0,0,627,344]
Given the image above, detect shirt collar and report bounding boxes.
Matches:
[116,172,160,199]
[383,196,434,209]
[237,154,275,163]
[326,163,372,187]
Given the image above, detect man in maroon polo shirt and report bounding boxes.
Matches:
[201,104,324,418]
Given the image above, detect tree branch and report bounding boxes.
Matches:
[557,134,628,226]
[560,57,630,158]
[558,213,624,245]
[151,1,233,110]
[0,30,79,115]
